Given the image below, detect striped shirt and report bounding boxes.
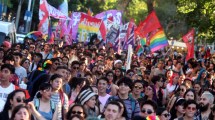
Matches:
[105,96,140,120]
[51,92,69,120]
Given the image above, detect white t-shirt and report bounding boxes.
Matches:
[0,83,15,103]
[99,94,111,106]
[15,66,27,84]
[0,99,5,112]
[40,52,53,59]
[28,62,37,72]
[166,83,178,93]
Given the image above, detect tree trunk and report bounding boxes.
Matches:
[147,0,154,14]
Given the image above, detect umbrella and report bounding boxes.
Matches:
[26,31,43,40]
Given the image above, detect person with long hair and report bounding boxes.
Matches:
[167,84,187,112]
[10,104,31,120]
[79,62,90,77]
[68,77,87,105]
[184,89,196,101]
[105,71,118,96]
[50,74,69,120]
[75,89,99,118]
[66,104,87,119]
[193,82,202,103]
[194,69,210,89]
[21,58,30,74]
[156,107,171,120]
[33,83,57,120]
[114,99,128,120]
[0,89,45,120]
[113,68,124,84]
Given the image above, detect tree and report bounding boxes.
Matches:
[177,0,215,43]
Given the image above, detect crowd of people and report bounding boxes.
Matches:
[0,35,214,120]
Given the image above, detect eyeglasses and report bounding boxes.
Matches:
[162,113,171,118]
[134,85,143,89]
[71,111,83,115]
[16,97,26,103]
[141,109,153,114]
[73,67,79,69]
[187,106,196,111]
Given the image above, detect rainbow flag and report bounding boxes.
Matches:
[149,29,168,52]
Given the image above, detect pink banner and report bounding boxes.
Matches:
[48,4,70,20]
[38,0,49,34]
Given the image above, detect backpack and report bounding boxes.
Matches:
[27,70,46,95]
[34,98,55,114]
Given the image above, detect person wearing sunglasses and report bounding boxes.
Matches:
[130,80,144,100]
[33,83,58,120]
[71,60,80,78]
[167,84,187,112]
[175,100,198,120]
[156,107,171,120]
[138,100,157,119]
[67,104,87,119]
[0,89,45,120]
[49,58,60,75]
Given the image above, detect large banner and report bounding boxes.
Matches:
[68,12,83,42]
[77,13,103,42]
[48,4,70,20]
[95,10,122,30]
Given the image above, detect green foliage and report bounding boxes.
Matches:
[47,0,64,8]
[177,0,215,43]
[127,0,148,24]
[177,0,197,13]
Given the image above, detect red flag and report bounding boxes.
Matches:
[182,28,195,61]
[135,11,161,38]
[38,0,49,34]
[100,21,106,41]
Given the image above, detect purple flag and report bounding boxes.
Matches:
[95,10,122,28]
[67,12,83,42]
[124,20,136,49]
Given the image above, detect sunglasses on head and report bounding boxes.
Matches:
[162,113,171,118]
[71,111,83,115]
[16,97,26,103]
[187,106,196,111]
[141,109,153,114]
